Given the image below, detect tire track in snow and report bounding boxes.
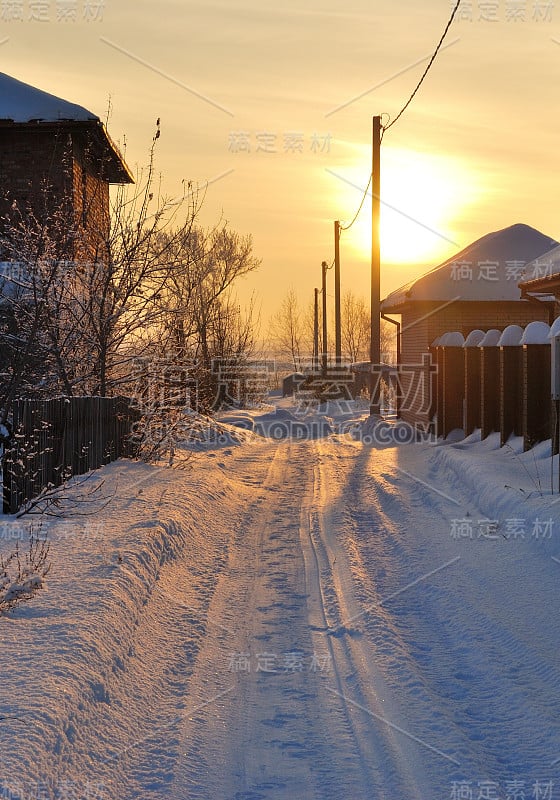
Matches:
[314,441,479,781]
[164,441,364,800]
[316,438,560,792]
[313,440,473,793]
[126,432,560,798]
[301,440,442,799]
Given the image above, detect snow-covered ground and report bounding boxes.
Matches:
[1,398,559,799]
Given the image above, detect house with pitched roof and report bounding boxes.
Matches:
[0,72,133,263]
[381,223,559,427]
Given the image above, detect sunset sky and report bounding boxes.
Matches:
[2,0,560,320]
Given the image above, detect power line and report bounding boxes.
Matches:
[337,1,461,233]
[382,0,462,138]
[339,172,372,232]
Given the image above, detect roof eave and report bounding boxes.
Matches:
[519,273,560,296]
[0,118,134,184]
[97,121,134,184]
[380,300,407,313]
[381,295,539,311]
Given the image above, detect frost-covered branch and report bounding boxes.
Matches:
[0,525,50,614]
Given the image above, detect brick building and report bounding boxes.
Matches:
[0,72,132,262]
[381,223,559,427]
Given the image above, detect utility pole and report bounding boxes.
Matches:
[321,260,328,375]
[334,220,342,365]
[370,115,382,413]
[313,287,319,371]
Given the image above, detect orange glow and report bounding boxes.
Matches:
[339,148,480,266]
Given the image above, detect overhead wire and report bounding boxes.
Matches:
[339,173,372,232]
[381,0,462,139]
[336,0,461,235]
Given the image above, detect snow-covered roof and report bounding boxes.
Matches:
[0,73,133,183]
[382,223,559,311]
[0,72,98,123]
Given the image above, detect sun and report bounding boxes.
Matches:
[338,147,480,266]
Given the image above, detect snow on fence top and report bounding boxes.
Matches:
[463,329,485,347]
[438,331,464,347]
[520,321,550,345]
[0,72,99,123]
[498,325,524,346]
[436,322,555,350]
[478,329,502,347]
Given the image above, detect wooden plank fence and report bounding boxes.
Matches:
[434,341,556,452]
[2,396,139,514]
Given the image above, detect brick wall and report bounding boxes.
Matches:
[0,125,111,262]
[0,127,74,222]
[401,301,551,363]
[71,136,110,262]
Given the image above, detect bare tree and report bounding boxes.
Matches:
[187,228,261,369]
[341,290,396,364]
[0,124,205,404]
[74,129,205,396]
[152,224,261,411]
[341,291,370,363]
[268,288,307,371]
[0,120,263,493]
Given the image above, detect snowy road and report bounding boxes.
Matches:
[163,438,417,800]
[129,434,560,799]
[2,413,560,800]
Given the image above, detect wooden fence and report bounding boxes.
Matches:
[434,342,557,453]
[2,396,139,514]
